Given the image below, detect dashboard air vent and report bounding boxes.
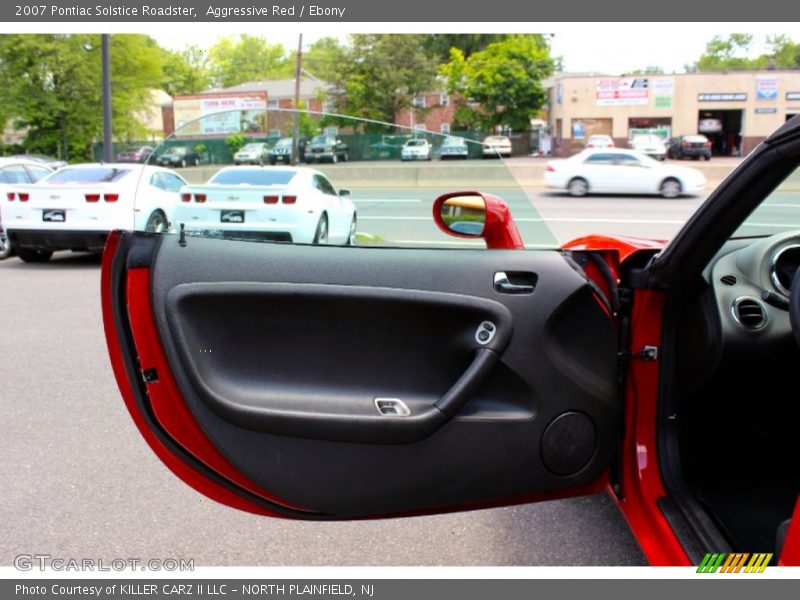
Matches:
[732,297,767,330]
[720,274,738,286]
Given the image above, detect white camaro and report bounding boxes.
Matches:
[4,163,187,262]
[0,157,54,259]
[174,166,357,245]
[544,148,706,198]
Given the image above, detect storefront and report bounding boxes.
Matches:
[548,71,800,156]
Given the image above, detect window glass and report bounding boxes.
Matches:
[0,165,33,184]
[210,168,298,186]
[47,167,131,183]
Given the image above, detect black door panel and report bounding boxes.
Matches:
[165,282,513,443]
[135,235,619,517]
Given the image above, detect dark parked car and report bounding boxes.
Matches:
[117,145,154,163]
[667,135,712,160]
[371,134,412,159]
[10,154,67,170]
[305,135,348,164]
[268,137,307,164]
[156,146,201,168]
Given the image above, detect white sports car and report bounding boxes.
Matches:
[174,166,357,246]
[4,163,187,262]
[0,157,54,259]
[544,148,706,198]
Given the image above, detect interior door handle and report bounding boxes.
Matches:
[494,271,536,294]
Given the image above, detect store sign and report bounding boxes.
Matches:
[698,93,747,102]
[788,92,800,101]
[572,121,585,139]
[756,77,779,100]
[755,107,777,114]
[174,95,268,135]
[652,77,674,109]
[596,78,649,106]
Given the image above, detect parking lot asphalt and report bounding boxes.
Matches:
[0,241,647,567]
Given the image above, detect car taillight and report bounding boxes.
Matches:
[282,195,297,204]
[705,142,712,148]
[7,192,15,201]
[194,193,206,203]
[85,193,100,202]
[19,193,29,202]
[104,193,119,202]
[546,165,556,172]
[264,195,279,204]
[682,142,690,147]
[181,193,191,202]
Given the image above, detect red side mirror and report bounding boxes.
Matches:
[433,191,525,250]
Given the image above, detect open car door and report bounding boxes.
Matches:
[101,109,621,519]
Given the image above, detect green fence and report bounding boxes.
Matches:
[93,131,502,165]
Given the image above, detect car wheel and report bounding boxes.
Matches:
[0,234,11,260]
[567,177,589,197]
[346,215,357,246]
[145,210,169,234]
[17,247,53,263]
[269,158,276,165]
[181,158,187,168]
[660,178,682,199]
[194,157,200,167]
[312,214,329,245]
[332,153,338,164]
[343,152,349,163]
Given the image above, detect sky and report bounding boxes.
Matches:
[151,26,791,76]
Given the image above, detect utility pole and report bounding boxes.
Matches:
[291,33,303,166]
[101,34,112,162]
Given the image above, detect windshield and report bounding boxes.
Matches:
[140,107,555,249]
[46,166,131,183]
[240,144,264,152]
[734,166,800,238]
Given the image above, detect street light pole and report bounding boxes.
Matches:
[291,33,303,166]
[101,34,112,163]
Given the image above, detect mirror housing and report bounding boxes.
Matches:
[338,189,351,197]
[433,191,525,250]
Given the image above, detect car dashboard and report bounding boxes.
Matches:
[708,231,800,351]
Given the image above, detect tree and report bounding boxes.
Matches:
[440,35,555,132]
[423,34,509,62]
[689,34,800,71]
[325,34,438,130]
[161,45,212,95]
[0,34,163,160]
[208,35,292,88]
[297,37,348,84]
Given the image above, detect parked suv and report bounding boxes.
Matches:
[305,135,348,163]
[268,137,308,164]
[667,135,713,161]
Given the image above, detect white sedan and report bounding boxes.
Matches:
[174,166,357,246]
[544,148,706,198]
[401,139,432,161]
[4,163,187,262]
[482,135,513,158]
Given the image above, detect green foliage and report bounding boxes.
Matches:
[161,45,211,95]
[440,35,554,132]
[194,143,207,153]
[691,34,800,71]
[299,37,348,83]
[209,35,292,87]
[225,132,246,153]
[0,34,163,160]
[423,34,509,61]
[324,34,438,131]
